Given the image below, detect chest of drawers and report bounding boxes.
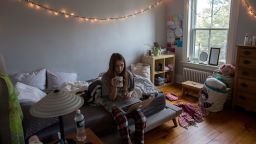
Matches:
[233,45,256,111]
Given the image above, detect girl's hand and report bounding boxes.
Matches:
[111,78,117,87]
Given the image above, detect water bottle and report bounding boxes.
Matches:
[244,33,249,46]
[74,109,86,141]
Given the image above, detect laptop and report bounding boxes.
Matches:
[115,96,154,114]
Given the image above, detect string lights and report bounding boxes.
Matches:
[242,0,256,18]
[20,0,167,23]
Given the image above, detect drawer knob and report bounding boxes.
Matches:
[244,51,251,55]
[240,83,248,88]
[242,71,249,76]
[243,60,251,64]
[239,96,246,100]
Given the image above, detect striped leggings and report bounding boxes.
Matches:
[112,106,146,144]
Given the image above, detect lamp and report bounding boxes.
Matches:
[30,90,84,143]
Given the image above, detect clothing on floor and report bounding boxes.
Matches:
[175,103,204,129]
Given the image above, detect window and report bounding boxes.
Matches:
[189,0,232,64]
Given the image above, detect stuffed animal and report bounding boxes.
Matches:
[219,64,235,76]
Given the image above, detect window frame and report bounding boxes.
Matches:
[189,0,231,64]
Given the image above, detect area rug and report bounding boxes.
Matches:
[175,103,205,129]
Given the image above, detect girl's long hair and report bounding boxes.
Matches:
[106,53,128,94]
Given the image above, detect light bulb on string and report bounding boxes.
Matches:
[78,17,84,22]
[35,5,40,10]
[48,10,53,15]
[54,12,59,16]
[20,0,166,23]
[61,9,66,13]
[28,2,34,8]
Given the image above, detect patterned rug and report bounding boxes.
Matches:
[174,103,205,129]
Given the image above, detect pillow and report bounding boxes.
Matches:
[47,71,78,90]
[11,68,46,90]
[15,82,46,103]
[131,63,151,81]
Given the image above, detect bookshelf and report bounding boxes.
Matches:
[142,54,175,86]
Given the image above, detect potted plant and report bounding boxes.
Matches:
[152,42,161,56]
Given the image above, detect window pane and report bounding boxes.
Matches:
[210,30,228,62]
[193,30,210,58]
[195,0,212,28]
[212,0,231,28]
[195,0,231,28]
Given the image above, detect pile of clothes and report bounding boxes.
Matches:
[175,103,204,129]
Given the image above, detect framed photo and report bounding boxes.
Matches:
[208,48,220,66]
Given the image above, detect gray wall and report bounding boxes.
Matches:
[166,0,184,83]
[236,0,256,43]
[0,0,166,80]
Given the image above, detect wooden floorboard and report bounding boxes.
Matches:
[144,85,256,144]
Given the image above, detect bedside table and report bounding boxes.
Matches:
[50,128,103,144]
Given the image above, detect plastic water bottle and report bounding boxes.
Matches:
[244,33,249,46]
[74,109,86,141]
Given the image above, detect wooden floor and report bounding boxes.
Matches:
[144,85,256,144]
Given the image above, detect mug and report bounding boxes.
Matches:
[115,76,123,87]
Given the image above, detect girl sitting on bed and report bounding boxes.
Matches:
[101,53,146,144]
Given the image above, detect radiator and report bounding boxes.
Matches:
[183,68,212,84]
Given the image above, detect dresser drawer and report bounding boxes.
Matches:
[237,78,256,93]
[236,92,256,111]
[239,48,256,58]
[237,68,256,80]
[238,57,256,68]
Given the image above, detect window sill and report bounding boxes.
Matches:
[182,61,219,72]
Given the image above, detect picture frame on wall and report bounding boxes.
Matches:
[208,48,220,66]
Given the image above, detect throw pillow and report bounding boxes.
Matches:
[47,71,78,90]
[11,68,46,90]
[15,82,46,103]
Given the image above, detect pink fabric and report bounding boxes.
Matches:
[165,92,178,101]
[175,103,204,129]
